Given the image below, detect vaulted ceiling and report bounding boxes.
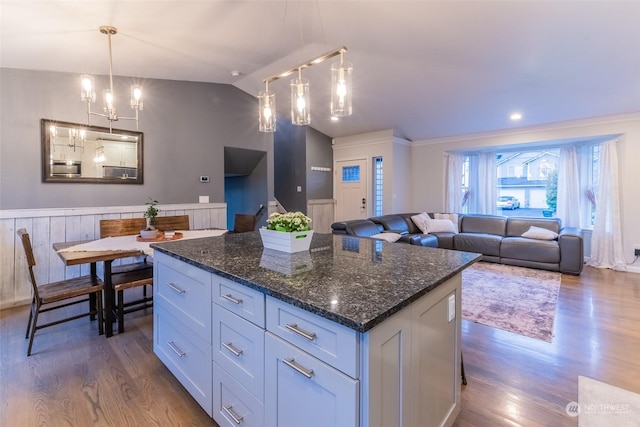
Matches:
[2,1,639,141]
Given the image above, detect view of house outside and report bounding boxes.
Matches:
[497,150,559,217]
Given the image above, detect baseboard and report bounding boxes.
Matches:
[626,265,640,274]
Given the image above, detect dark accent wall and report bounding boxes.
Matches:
[274,118,307,213]
[273,118,333,213]
[0,68,274,209]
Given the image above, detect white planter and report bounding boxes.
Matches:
[259,228,314,253]
[259,250,314,275]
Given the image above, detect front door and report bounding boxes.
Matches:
[335,159,368,221]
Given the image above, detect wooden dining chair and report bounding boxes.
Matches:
[98,215,190,333]
[17,229,104,356]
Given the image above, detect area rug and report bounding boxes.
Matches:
[461,262,561,342]
[577,376,640,426]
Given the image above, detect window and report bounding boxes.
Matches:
[373,157,383,216]
[342,165,360,182]
[453,140,606,226]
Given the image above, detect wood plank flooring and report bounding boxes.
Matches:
[1,265,639,426]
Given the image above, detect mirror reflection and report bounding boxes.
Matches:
[41,119,143,184]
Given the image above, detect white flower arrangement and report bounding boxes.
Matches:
[265,211,312,233]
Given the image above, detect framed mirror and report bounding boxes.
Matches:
[41,119,143,184]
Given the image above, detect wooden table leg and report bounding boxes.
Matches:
[103,260,114,337]
[90,262,97,321]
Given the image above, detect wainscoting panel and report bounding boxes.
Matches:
[307,199,335,234]
[0,203,226,310]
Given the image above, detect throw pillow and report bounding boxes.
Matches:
[370,232,402,243]
[434,213,459,233]
[410,212,431,234]
[521,225,558,240]
[423,218,458,234]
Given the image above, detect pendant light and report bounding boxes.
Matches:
[258,82,276,132]
[330,51,353,117]
[258,46,351,132]
[290,68,310,126]
[80,26,144,132]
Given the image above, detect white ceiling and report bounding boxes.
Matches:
[2,1,639,141]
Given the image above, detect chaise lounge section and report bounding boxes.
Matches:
[331,213,584,275]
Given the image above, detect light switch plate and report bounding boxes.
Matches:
[448,294,456,322]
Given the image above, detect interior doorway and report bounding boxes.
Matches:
[224,147,268,230]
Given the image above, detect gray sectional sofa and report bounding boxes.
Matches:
[331,213,584,275]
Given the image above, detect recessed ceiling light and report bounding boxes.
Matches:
[510,112,523,121]
[331,116,339,122]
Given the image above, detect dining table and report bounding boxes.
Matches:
[53,229,227,337]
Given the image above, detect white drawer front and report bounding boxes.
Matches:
[213,275,265,328]
[155,253,212,342]
[264,333,359,427]
[213,305,265,401]
[154,308,212,416]
[213,362,265,427]
[266,296,359,378]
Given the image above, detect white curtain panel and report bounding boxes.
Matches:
[556,146,582,227]
[445,153,463,213]
[587,140,626,271]
[476,152,497,215]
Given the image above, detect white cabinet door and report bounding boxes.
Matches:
[264,333,358,427]
[102,142,137,166]
[120,143,137,167]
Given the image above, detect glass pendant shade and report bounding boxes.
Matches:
[330,60,353,117]
[103,89,116,118]
[290,77,310,126]
[130,85,143,110]
[258,90,276,132]
[80,74,96,103]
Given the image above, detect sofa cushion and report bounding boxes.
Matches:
[410,213,431,233]
[460,215,507,236]
[370,232,403,243]
[434,213,459,231]
[506,217,561,237]
[453,233,502,256]
[370,215,411,234]
[345,220,382,237]
[430,232,455,249]
[501,237,560,263]
[522,226,558,240]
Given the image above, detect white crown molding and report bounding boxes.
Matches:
[412,112,640,147]
[0,202,226,219]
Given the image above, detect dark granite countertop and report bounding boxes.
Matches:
[152,232,480,333]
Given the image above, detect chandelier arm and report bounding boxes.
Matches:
[263,46,347,84]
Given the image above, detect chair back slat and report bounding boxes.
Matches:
[233,214,257,233]
[154,215,190,231]
[17,229,36,267]
[17,229,40,298]
[100,215,190,238]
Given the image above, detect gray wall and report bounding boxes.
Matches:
[306,126,333,200]
[0,68,274,209]
[274,118,307,213]
[273,119,333,213]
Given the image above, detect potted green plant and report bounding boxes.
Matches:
[141,198,159,238]
[260,211,313,253]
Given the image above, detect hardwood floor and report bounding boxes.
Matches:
[1,266,639,426]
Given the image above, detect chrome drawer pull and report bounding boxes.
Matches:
[285,323,316,341]
[222,405,244,424]
[283,357,314,379]
[166,282,186,294]
[222,293,243,305]
[167,341,186,357]
[223,342,243,357]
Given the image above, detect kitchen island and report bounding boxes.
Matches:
[152,232,480,427]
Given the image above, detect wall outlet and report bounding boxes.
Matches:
[448,294,456,322]
[635,248,640,257]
